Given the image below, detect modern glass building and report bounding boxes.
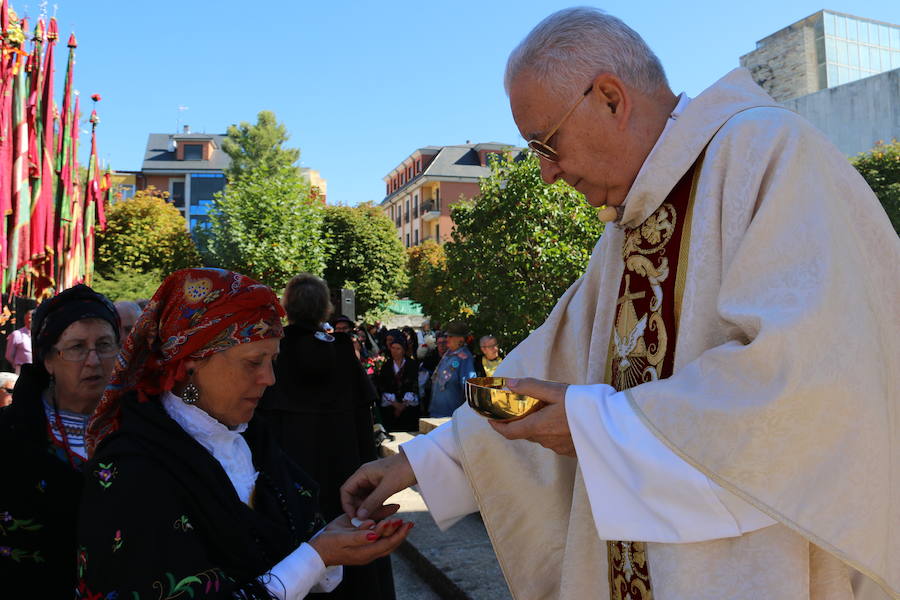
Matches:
[740,10,900,102]
[820,11,900,87]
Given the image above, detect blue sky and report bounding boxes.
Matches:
[32,0,900,206]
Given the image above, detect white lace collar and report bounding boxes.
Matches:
[161,391,258,505]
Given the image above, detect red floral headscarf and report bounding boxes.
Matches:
[86,268,285,455]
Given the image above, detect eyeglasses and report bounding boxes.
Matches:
[527,85,593,163]
[54,341,119,362]
[1,387,13,394]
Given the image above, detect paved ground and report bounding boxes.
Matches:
[392,552,442,599]
[382,430,513,600]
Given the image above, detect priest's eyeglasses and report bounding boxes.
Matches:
[55,341,119,362]
[527,85,594,163]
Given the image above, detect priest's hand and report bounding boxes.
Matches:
[340,452,418,522]
[489,378,575,457]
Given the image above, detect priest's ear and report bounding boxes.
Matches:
[590,73,629,124]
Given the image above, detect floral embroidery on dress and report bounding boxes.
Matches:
[0,545,44,563]
[0,510,43,534]
[35,479,47,493]
[152,568,228,599]
[94,462,118,489]
[293,482,312,498]
[112,530,123,553]
[173,515,193,532]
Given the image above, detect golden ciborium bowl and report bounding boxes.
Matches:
[465,377,544,422]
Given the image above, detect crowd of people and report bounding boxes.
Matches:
[0,267,500,598]
[0,270,415,599]
[335,318,504,430]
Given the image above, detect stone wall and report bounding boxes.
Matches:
[740,13,822,102]
[783,68,900,156]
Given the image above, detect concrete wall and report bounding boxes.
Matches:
[783,67,900,156]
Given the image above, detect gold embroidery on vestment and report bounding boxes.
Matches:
[604,163,700,600]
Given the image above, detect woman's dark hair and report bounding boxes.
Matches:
[282,273,333,326]
[401,326,417,355]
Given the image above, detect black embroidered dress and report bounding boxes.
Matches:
[76,393,325,599]
[0,364,84,598]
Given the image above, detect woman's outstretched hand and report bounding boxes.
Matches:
[340,452,417,522]
[309,512,412,567]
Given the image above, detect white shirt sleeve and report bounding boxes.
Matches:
[401,422,479,530]
[263,541,343,599]
[566,384,776,543]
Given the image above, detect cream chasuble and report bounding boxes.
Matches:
[451,68,899,600]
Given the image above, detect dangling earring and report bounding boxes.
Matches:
[182,369,200,405]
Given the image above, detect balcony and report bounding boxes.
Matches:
[421,200,440,222]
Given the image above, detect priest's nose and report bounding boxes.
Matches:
[539,155,564,185]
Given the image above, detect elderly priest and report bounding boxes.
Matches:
[341,7,899,600]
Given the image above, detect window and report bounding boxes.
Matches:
[848,44,859,67]
[836,40,848,65]
[117,184,136,201]
[170,180,185,208]
[436,224,440,241]
[847,19,857,42]
[416,159,421,172]
[869,46,881,70]
[405,233,410,247]
[414,230,419,245]
[188,174,225,231]
[435,188,440,211]
[183,144,203,160]
[836,15,847,40]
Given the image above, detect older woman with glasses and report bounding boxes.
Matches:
[0,284,120,597]
[78,269,410,600]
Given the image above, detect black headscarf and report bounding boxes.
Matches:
[32,284,120,364]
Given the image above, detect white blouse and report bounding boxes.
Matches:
[161,392,342,599]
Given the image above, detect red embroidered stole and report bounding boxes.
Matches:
[603,159,700,600]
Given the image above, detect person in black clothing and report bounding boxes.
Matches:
[0,284,120,598]
[375,331,421,432]
[78,269,409,599]
[258,273,397,600]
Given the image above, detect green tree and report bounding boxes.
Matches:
[322,203,408,322]
[202,168,325,290]
[406,240,463,323]
[95,186,201,278]
[92,269,163,301]
[437,152,604,349]
[221,110,301,181]
[852,140,900,235]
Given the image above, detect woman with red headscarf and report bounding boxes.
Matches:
[78,269,411,599]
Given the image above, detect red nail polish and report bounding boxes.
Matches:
[366,532,378,541]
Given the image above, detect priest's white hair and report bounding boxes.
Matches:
[505,7,668,99]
